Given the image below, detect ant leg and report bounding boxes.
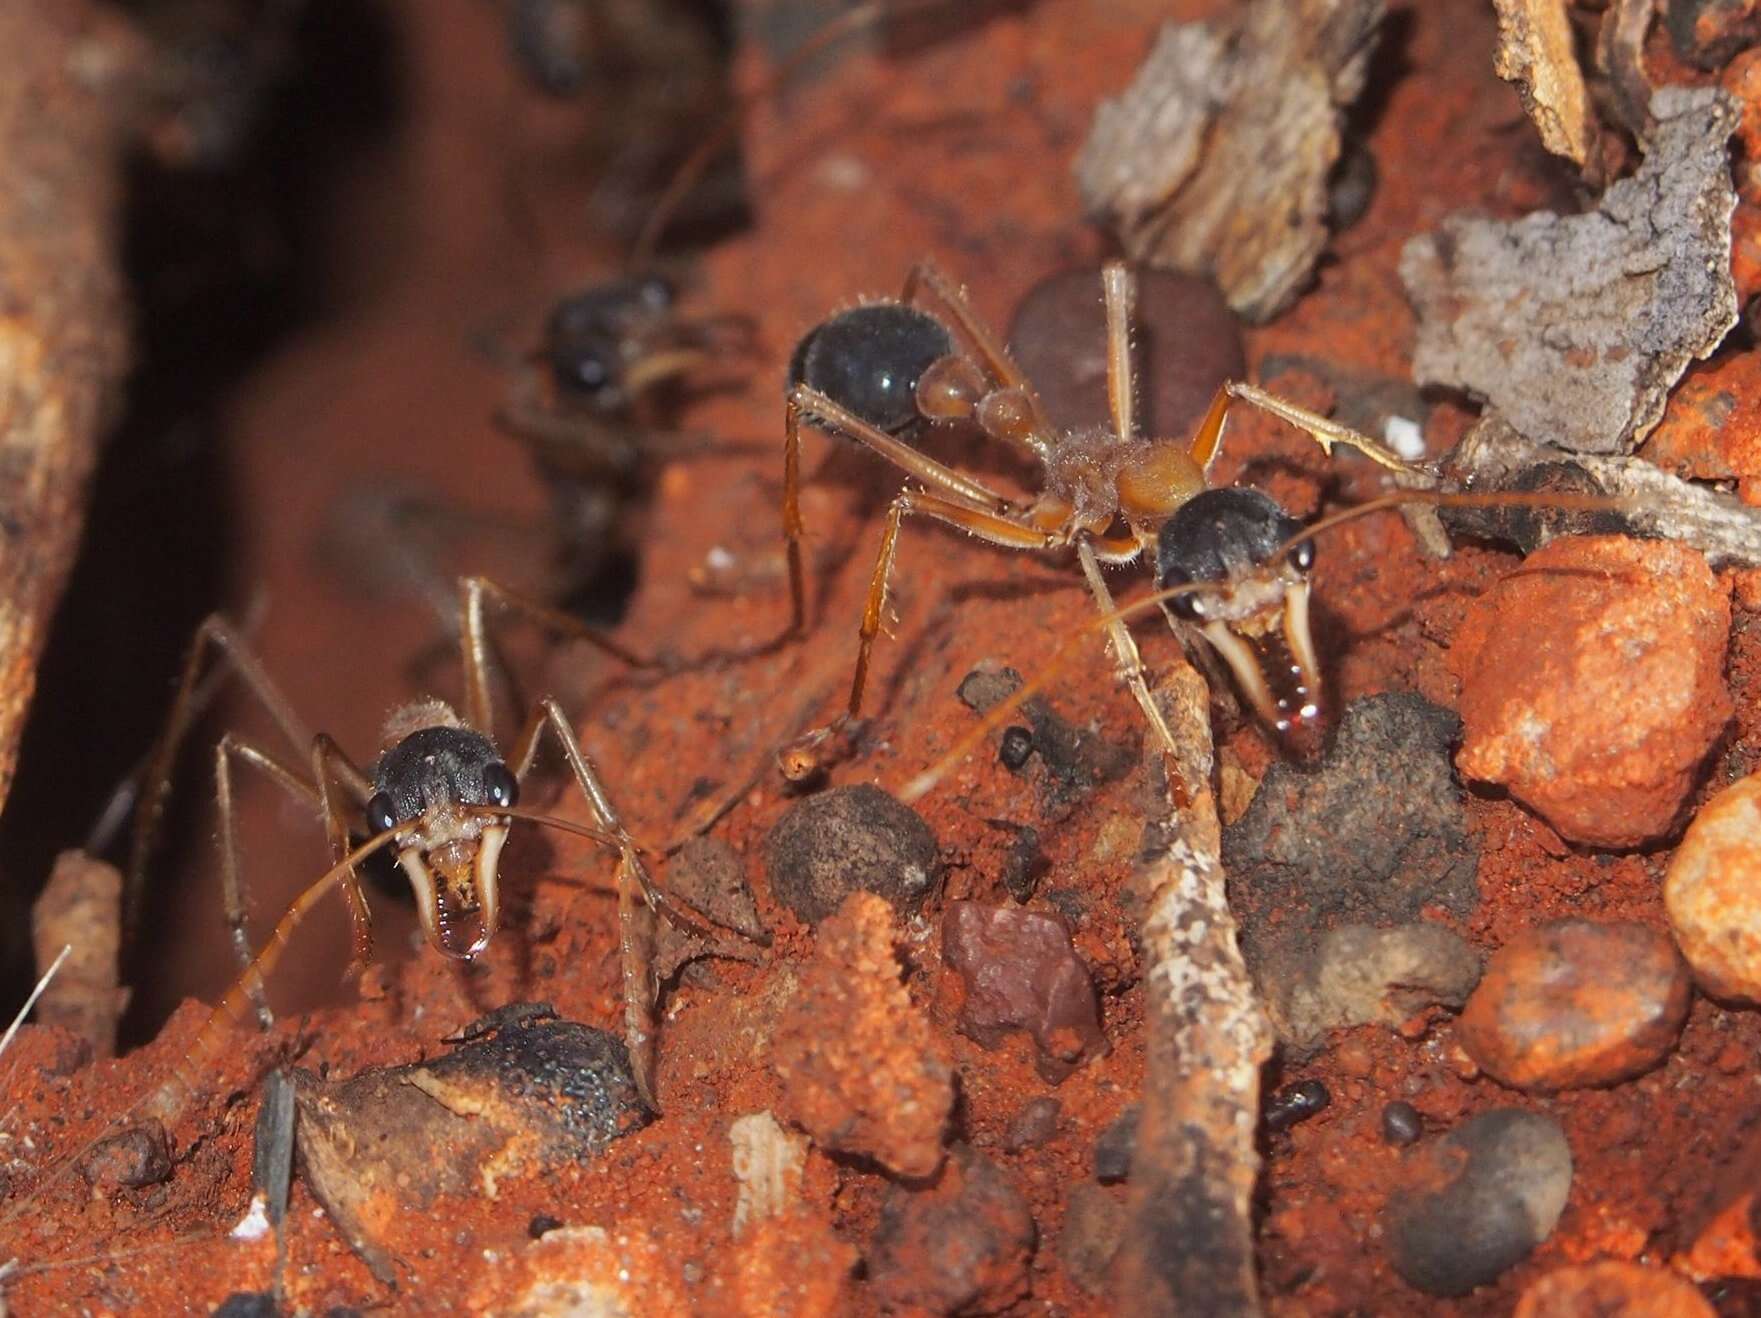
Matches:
[784,383,1022,635]
[309,735,376,978]
[1101,262,1137,443]
[1225,381,1428,476]
[783,489,1053,777]
[457,575,656,733]
[1074,539,1192,807]
[212,734,319,1030]
[506,697,663,1110]
[129,615,316,938]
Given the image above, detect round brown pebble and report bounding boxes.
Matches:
[1456,920,1691,1090]
[1006,265,1243,438]
[1450,536,1732,849]
[1513,1260,1714,1317]
[764,784,941,925]
[1666,771,1761,1001]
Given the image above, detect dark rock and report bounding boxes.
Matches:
[1060,1182,1126,1296]
[1264,1079,1330,1133]
[1457,920,1692,1091]
[868,1147,1036,1315]
[764,784,940,924]
[1003,1096,1061,1152]
[666,835,770,943]
[213,1294,279,1318]
[1385,1109,1573,1297]
[1382,1101,1424,1147]
[1276,921,1482,1049]
[1224,694,1479,1045]
[295,1014,648,1285]
[996,822,1045,903]
[999,725,1035,770]
[78,1119,172,1190]
[956,666,1022,714]
[1006,265,1243,438]
[528,1213,564,1238]
[1094,1106,1139,1184]
[942,901,1105,1082]
[653,835,770,981]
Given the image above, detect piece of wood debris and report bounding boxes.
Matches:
[1113,662,1273,1315]
[1402,86,1739,455]
[29,851,127,1058]
[1075,0,1384,323]
[1493,0,1595,166]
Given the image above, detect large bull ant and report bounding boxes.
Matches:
[778,260,1612,798]
[7,576,701,1226]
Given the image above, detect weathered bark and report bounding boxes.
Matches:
[0,1,140,809]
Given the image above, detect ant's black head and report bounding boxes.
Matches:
[1156,487,1321,738]
[1156,487,1311,614]
[369,720,520,960]
[544,274,678,407]
[789,302,954,435]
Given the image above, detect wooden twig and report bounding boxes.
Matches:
[1115,660,1274,1315]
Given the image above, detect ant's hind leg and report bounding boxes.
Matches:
[507,697,664,1109]
[130,616,316,939]
[457,575,657,734]
[211,735,320,1029]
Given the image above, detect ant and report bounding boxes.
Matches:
[113,574,699,1126]
[496,272,753,610]
[779,260,1607,795]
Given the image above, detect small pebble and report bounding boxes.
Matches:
[1004,1097,1061,1152]
[942,901,1104,1082]
[1280,922,1482,1049]
[1381,1101,1423,1147]
[764,784,940,924]
[213,1295,279,1318]
[1513,1260,1715,1317]
[1059,1182,1126,1296]
[79,1120,172,1190]
[1666,770,1761,1002]
[999,725,1035,770]
[1264,1079,1329,1132]
[1384,1108,1572,1297]
[868,1147,1036,1315]
[1452,536,1732,848]
[1457,920,1691,1090]
[1094,1107,1139,1184]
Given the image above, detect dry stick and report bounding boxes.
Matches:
[1115,661,1270,1315]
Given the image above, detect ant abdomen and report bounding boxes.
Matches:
[789,302,954,435]
[545,274,677,405]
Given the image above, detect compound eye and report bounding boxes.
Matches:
[1291,538,1316,572]
[1168,591,1205,621]
[366,792,399,837]
[555,345,613,397]
[483,762,519,810]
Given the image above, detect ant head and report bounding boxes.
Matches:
[368,721,519,960]
[1156,487,1320,738]
[544,274,680,409]
[790,302,955,435]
